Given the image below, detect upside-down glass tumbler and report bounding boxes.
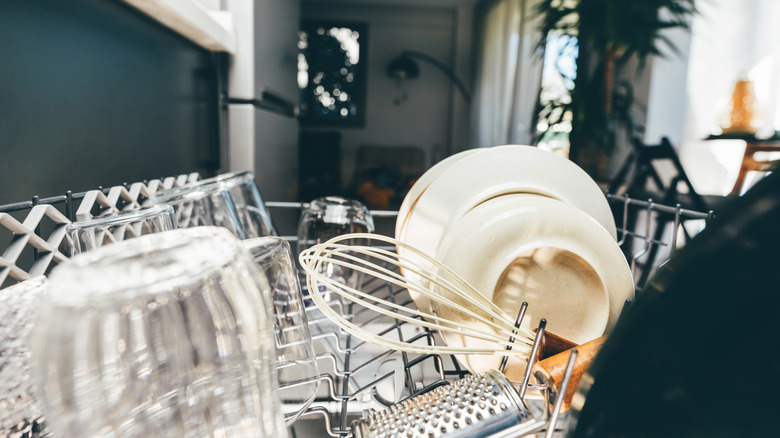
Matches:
[243,237,320,425]
[0,276,49,438]
[296,197,375,255]
[153,171,276,239]
[151,177,246,238]
[65,203,176,255]
[31,227,287,438]
[217,171,277,238]
[296,196,375,300]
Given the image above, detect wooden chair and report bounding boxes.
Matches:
[730,143,779,195]
[610,137,714,210]
[351,145,425,210]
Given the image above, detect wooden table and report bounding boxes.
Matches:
[705,134,780,195]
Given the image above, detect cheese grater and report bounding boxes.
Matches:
[351,370,547,438]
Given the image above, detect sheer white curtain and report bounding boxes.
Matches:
[680,0,780,194]
[471,0,544,148]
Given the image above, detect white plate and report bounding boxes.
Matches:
[433,194,633,380]
[401,145,616,262]
[395,149,482,241]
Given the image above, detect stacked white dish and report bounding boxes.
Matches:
[395,145,633,380]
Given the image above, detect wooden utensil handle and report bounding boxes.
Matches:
[537,330,578,360]
[532,335,606,412]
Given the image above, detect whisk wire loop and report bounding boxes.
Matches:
[302,248,532,351]
[303,243,533,342]
[311,234,530,330]
[299,234,538,359]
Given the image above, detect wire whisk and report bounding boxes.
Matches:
[299,233,537,364]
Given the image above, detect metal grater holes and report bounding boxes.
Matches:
[364,373,510,437]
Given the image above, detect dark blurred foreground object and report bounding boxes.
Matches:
[569,171,780,437]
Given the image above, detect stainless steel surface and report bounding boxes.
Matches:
[544,349,578,438]
[351,370,544,438]
[519,319,546,400]
[499,302,528,373]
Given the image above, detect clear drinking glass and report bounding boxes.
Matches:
[296,197,375,360]
[0,276,49,438]
[217,171,277,238]
[65,203,177,255]
[296,196,375,295]
[243,237,320,425]
[153,171,276,239]
[31,227,287,438]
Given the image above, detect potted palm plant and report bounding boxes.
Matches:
[535,0,697,179]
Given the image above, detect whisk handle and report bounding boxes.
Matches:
[532,336,606,412]
[538,330,578,360]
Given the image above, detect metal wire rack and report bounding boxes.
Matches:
[0,189,713,437]
[266,196,713,438]
[0,174,200,288]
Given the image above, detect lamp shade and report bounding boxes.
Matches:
[386,55,420,80]
[385,51,471,102]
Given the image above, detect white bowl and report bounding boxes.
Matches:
[403,145,616,254]
[433,194,633,381]
[395,149,482,241]
[398,145,617,296]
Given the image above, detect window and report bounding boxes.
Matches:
[298,21,367,127]
[674,0,780,195]
[536,34,578,156]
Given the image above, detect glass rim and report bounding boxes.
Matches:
[49,227,246,307]
[307,196,370,212]
[242,236,291,264]
[66,204,175,231]
[198,170,253,186]
[152,171,255,203]
[300,196,375,230]
[1,275,47,293]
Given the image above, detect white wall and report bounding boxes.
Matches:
[301,2,473,192]
[606,56,654,178]
[226,0,300,202]
[676,1,780,195]
[253,0,301,202]
[643,4,777,196]
[644,26,692,148]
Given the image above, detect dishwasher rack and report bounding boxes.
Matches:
[266,196,714,438]
[0,181,713,437]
